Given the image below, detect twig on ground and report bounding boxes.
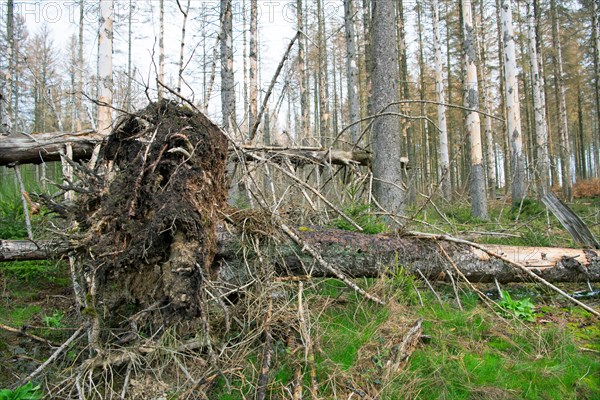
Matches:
[15,324,87,389]
[416,269,442,305]
[0,323,58,347]
[383,318,423,381]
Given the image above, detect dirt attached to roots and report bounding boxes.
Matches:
[76,100,228,322]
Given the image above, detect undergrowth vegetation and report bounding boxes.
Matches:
[0,168,599,398]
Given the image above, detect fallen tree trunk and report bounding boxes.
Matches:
[3,228,598,283]
[238,145,409,168]
[0,131,100,166]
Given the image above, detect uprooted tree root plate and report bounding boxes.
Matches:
[75,100,228,323]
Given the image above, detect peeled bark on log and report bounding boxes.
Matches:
[237,146,409,168]
[3,228,599,283]
[0,131,100,166]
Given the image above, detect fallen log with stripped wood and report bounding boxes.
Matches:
[2,227,598,284]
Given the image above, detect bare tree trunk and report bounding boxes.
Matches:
[433,0,451,199]
[462,0,488,220]
[6,0,14,130]
[527,0,550,196]
[126,0,133,112]
[397,0,415,205]
[495,0,509,191]
[370,0,404,216]
[97,0,113,140]
[176,0,191,94]
[344,0,361,145]
[477,0,497,199]
[220,0,235,131]
[248,0,258,137]
[416,3,431,191]
[297,0,309,145]
[550,0,573,200]
[76,0,84,129]
[158,0,165,101]
[501,0,527,203]
[317,0,330,146]
[591,0,600,178]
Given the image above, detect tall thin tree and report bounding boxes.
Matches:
[433,0,451,198]
[550,0,573,200]
[220,0,235,131]
[344,0,361,145]
[526,0,550,195]
[501,0,526,203]
[461,0,488,219]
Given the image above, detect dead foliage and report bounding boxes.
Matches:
[573,178,600,198]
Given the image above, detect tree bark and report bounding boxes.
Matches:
[432,0,451,199]
[220,0,235,131]
[248,0,258,136]
[296,0,309,145]
[527,0,550,196]
[370,0,404,216]
[461,0,488,220]
[550,0,573,200]
[344,0,361,145]
[0,131,99,166]
[4,230,599,284]
[501,0,526,203]
[158,0,165,101]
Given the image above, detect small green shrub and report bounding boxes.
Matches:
[498,290,535,322]
[332,204,387,234]
[43,310,64,328]
[0,382,43,400]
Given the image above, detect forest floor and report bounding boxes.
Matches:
[1,182,599,398]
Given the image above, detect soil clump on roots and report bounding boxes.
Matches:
[75,100,228,325]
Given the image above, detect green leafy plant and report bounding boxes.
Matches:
[332,203,387,234]
[43,310,64,328]
[0,382,43,400]
[498,290,536,322]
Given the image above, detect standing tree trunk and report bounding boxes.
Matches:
[416,3,431,191]
[433,0,451,199]
[501,0,526,203]
[397,0,415,205]
[158,0,165,101]
[6,0,14,129]
[344,0,361,145]
[220,0,235,131]
[370,0,404,216]
[550,0,573,200]
[317,0,330,146]
[297,0,309,144]
[591,0,600,178]
[76,0,85,129]
[176,0,191,94]
[248,0,258,137]
[97,0,113,139]
[494,0,509,192]
[527,0,550,196]
[461,0,488,220]
[477,0,497,199]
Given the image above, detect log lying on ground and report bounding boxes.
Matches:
[3,227,598,283]
[0,131,100,166]
[238,145,410,168]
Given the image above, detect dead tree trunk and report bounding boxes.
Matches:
[0,131,99,166]
[4,229,599,284]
